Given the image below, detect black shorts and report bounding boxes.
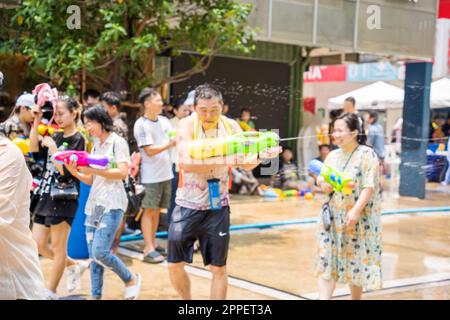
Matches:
[34,214,74,227]
[168,205,230,267]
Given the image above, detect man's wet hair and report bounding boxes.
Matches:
[194,84,223,106]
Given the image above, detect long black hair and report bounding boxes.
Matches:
[81,104,114,132]
[336,112,367,145]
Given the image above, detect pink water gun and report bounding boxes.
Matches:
[52,150,109,169]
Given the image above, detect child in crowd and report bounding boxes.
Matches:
[271,147,311,191]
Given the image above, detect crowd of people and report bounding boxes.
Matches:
[1,81,388,301]
[0,82,283,300]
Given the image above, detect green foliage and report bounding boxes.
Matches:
[1,0,256,95]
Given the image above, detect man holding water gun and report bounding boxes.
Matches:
[167,84,281,300]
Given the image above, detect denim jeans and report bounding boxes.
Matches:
[86,209,133,299]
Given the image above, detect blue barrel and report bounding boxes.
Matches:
[68,182,90,259]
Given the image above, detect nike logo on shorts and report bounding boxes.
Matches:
[219,232,228,237]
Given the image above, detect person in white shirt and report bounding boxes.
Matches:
[66,105,141,300]
[134,88,176,264]
[168,100,191,224]
[0,136,46,300]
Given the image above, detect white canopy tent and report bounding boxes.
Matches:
[327,78,450,111]
[430,77,450,109]
[327,81,405,110]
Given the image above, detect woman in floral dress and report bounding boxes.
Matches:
[315,112,382,300]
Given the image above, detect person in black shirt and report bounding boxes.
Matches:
[29,96,87,299]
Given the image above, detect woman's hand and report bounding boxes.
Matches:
[64,159,79,176]
[42,136,57,154]
[345,208,361,226]
[319,181,333,194]
[32,104,43,122]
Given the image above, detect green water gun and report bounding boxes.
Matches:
[308,159,355,195]
[189,131,279,160]
[168,129,176,140]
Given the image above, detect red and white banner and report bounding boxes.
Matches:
[304,65,346,83]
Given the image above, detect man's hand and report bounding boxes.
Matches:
[224,153,258,166]
[259,146,282,160]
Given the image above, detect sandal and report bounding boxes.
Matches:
[124,273,141,300]
[155,245,167,257]
[143,250,165,264]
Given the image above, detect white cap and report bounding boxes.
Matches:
[16,93,35,108]
[183,90,195,106]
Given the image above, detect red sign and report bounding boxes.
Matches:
[439,0,450,19]
[304,64,346,83]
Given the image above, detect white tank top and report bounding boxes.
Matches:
[175,115,233,211]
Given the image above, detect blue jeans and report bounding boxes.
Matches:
[86,209,133,299]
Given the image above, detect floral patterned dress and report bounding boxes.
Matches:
[315,145,382,291]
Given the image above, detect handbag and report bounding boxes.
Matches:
[123,175,145,217]
[48,144,79,200]
[321,192,334,232]
[112,139,146,217]
[50,179,79,200]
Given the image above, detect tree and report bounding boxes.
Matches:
[1,0,256,97]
